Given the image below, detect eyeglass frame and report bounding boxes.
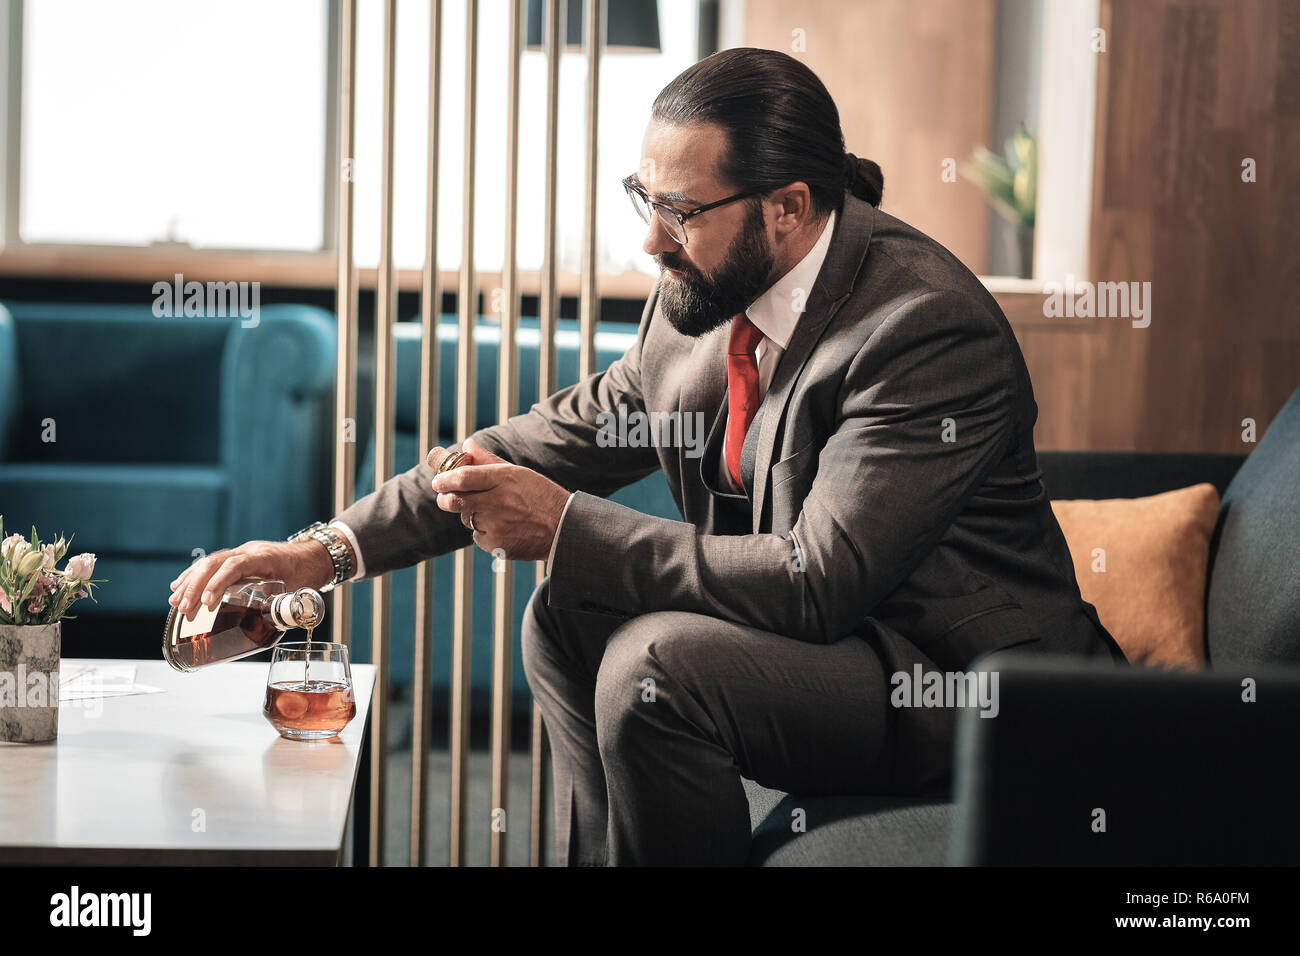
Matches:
[621,174,764,245]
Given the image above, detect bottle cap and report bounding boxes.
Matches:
[425,446,470,474]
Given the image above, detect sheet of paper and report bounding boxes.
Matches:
[58,664,166,702]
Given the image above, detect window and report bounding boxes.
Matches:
[17,0,328,250]
[349,0,701,274]
[5,0,702,278]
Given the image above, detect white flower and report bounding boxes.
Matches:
[41,543,57,570]
[4,535,30,564]
[1,534,23,562]
[64,553,97,584]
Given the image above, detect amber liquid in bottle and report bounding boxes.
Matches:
[166,603,281,670]
[164,580,323,673]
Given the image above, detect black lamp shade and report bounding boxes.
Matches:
[525,0,661,53]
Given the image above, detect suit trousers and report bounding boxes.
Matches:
[521,575,956,866]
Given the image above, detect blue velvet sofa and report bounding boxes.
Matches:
[0,301,336,614]
[0,299,674,701]
[346,316,679,697]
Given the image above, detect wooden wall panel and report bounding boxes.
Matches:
[743,0,1297,453]
[742,0,994,274]
[999,0,1298,453]
[1071,0,1300,453]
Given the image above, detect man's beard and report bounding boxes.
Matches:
[656,200,775,338]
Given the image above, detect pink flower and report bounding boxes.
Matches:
[0,584,10,615]
[35,573,59,597]
[26,598,43,614]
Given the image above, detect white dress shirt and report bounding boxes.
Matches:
[717,207,837,493]
[334,209,838,581]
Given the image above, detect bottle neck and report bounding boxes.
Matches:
[267,588,325,631]
[269,593,299,631]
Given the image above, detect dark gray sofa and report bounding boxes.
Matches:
[743,385,1300,866]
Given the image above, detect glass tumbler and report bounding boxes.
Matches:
[263,642,356,741]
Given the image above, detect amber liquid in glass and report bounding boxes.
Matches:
[262,626,356,737]
[263,680,356,735]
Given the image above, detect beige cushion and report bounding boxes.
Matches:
[1051,484,1220,668]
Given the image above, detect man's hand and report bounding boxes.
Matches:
[168,538,336,620]
[432,437,570,562]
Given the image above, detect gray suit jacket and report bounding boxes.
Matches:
[336,190,1127,673]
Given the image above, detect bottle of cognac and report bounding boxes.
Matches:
[163,578,324,672]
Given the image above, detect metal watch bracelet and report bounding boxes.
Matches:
[287,521,353,593]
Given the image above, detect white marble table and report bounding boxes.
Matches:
[0,658,375,865]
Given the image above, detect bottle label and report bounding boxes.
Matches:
[170,603,218,646]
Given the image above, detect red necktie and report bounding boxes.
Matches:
[725,312,765,493]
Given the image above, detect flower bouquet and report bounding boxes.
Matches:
[0,516,105,742]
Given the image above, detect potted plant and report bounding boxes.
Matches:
[961,124,1037,279]
[0,517,104,742]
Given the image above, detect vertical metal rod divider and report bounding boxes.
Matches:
[449,0,480,868]
[369,0,399,867]
[489,0,523,868]
[579,0,602,379]
[332,0,358,652]
[530,0,563,869]
[411,0,444,868]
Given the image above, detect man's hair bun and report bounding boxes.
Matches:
[844,152,884,207]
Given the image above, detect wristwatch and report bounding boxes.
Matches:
[288,521,354,593]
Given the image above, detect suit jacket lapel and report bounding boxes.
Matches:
[677,323,730,524]
[749,195,877,534]
[739,400,763,499]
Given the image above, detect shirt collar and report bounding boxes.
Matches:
[744,207,837,350]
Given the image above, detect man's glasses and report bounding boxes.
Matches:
[622,174,762,245]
